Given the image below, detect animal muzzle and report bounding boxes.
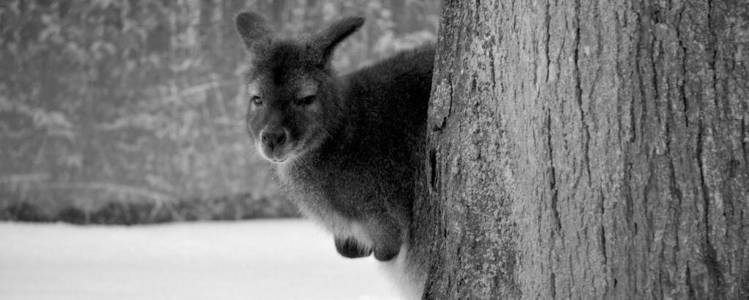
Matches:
[258,127,291,162]
[261,128,287,149]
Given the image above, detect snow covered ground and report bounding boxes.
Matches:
[0,220,402,300]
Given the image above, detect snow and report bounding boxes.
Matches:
[0,220,402,300]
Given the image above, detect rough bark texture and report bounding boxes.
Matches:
[415,0,749,299]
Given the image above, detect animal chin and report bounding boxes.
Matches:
[257,143,295,164]
[261,151,288,163]
[260,152,288,163]
[268,157,288,163]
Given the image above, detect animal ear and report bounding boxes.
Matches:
[235,12,272,53]
[312,17,365,64]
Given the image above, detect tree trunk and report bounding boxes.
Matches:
[414,0,749,299]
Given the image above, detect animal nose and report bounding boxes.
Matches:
[261,129,287,149]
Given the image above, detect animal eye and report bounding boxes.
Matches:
[297,95,316,106]
[250,95,263,106]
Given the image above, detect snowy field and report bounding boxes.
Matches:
[0,220,401,300]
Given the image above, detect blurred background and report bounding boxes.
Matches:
[0,0,440,225]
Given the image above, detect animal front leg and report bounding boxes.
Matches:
[334,236,372,258]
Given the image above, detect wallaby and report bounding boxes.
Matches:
[234,12,432,295]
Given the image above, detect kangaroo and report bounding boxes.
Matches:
[234,11,432,274]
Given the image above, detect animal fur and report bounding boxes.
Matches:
[235,12,432,297]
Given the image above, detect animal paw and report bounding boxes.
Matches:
[334,237,372,258]
[373,245,400,261]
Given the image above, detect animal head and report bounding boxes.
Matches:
[235,12,364,163]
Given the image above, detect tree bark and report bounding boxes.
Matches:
[414,0,749,299]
